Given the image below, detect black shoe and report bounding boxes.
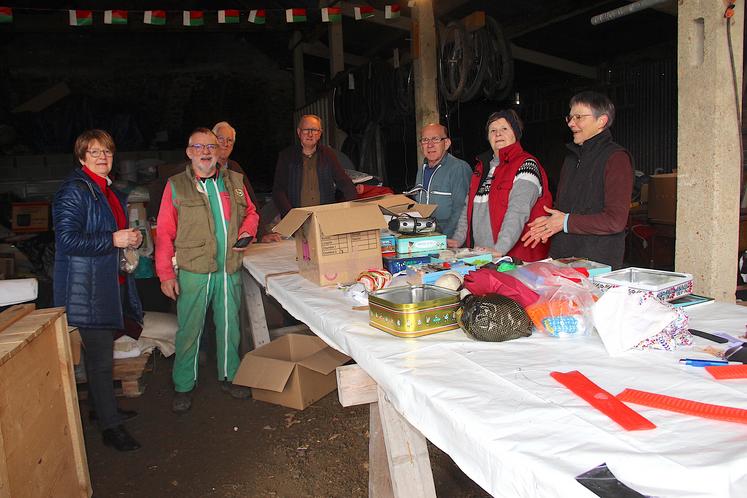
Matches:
[172,391,192,413]
[221,380,252,400]
[89,408,138,423]
[102,425,141,452]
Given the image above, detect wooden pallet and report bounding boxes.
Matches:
[76,352,151,399]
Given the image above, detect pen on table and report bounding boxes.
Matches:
[679,358,730,367]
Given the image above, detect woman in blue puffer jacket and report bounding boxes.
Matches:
[53,129,144,452]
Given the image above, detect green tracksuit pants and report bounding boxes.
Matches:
[173,268,242,392]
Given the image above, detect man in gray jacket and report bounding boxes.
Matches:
[413,123,471,237]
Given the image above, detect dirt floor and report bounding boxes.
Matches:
[83,352,492,498]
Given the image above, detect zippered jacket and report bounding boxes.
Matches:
[414,152,471,237]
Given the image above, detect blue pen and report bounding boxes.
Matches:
[679,358,729,367]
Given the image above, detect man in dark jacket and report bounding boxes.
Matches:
[272,114,356,217]
[522,91,633,268]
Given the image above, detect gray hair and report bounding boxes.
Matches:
[212,121,236,139]
[569,91,616,129]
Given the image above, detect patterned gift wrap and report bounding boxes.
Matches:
[368,285,460,337]
[592,268,693,302]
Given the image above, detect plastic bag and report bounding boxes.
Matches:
[457,293,532,342]
[120,247,139,273]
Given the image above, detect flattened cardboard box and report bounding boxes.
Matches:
[355,193,438,218]
[273,201,387,286]
[233,334,350,410]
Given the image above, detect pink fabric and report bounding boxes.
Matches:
[463,268,540,308]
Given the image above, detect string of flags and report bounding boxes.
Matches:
[0,5,403,26]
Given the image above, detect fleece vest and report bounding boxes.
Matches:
[170,166,248,274]
[550,130,630,269]
[466,142,553,262]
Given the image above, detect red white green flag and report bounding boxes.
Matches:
[69,10,93,26]
[0,7,12,24]
[183,11,204,27]
[285,8,307,23]
[248,9,265,24]
[321,7,342,23]
[104,10,128,25]
[385,5,401,19]
[144,10,166,25]
[218,9,239,24]
[354,6,375,20]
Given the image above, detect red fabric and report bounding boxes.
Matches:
[463,268,540,308]
[465,142,553,262]
[356,185,394,199]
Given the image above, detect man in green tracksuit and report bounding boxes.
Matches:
[156,127,259,413]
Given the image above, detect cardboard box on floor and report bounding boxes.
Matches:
[233,334,350,410]
[273,201,387,286]
[648,173,677,224]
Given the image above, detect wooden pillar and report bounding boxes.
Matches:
[327,1,346,149]
[412,0,439,163]
[292,30,305,109]
[676,2,744,301]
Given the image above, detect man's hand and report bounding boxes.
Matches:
[522,206,566,248]
[160,278,179,300]
[261,233,282,243]
[113,228,141,248]
[446,238,461,248]
[474,246,503,258]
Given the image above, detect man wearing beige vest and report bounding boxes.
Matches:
[155,127,259,413]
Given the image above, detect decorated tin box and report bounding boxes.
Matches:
[394,233,447,253]
[368,285,460,337]
[592,268,693,301]
[382,251,438,274]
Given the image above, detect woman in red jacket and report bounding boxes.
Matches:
[448,110,552,262]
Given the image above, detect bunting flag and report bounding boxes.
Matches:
[248,9,266,25]
[385,5,401,19]
[144,10,166,25]
[218,9,239,24]
[69,10,93,26]
[285,8,307,23]
[0,7,12,24]
[321,7,342,23]
[183,11,204,27]
[104,10,128,25]
[354,6,375,20]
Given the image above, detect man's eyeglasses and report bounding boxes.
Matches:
[300,128,322,135]
[565,114,593,123]
[216,136,234,145]
[87,149,113,158]
[420,137,448,145]
[190,144,218,152]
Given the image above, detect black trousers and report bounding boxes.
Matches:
[78,327,121,430]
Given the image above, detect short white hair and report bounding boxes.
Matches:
[212,121,236,139]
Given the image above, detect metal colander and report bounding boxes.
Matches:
[457,293,532,342]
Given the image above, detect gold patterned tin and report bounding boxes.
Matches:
[368,285,460,337]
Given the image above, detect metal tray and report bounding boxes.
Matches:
[368,285,460,337]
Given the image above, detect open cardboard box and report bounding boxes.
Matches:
[355,193,437,218]
[233,334,350,410]
[273,201,387,286]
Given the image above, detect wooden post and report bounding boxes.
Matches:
[327,1,346,149]
[292,30,305,109]
[241,268,271,349]
[411,0,439,163]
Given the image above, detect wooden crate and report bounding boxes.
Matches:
[0,305,91,498]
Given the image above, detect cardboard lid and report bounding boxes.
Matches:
[273,209,312,237]
[315,204,387,236]
[357,194,438,218]
[233,355,296,392]
[297,347,350,375]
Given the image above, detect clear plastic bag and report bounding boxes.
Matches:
[120,247,139,273]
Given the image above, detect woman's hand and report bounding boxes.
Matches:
[522,206,566,248]
[113,228,140,248]
[446,238,461,248]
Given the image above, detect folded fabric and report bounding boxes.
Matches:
[592,287,691,356]
[463,268,539,307]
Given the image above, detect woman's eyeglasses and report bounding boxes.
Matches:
[565,114,593,123]
[87,149,114,158]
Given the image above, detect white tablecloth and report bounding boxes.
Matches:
[243,241,747,498]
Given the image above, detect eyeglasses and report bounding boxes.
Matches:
[300,128,322,135]
[420,137,448,145]
[87,149,113,158]
[565,114,594,123]
[190,144,218,152]
[216,136,234,145]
